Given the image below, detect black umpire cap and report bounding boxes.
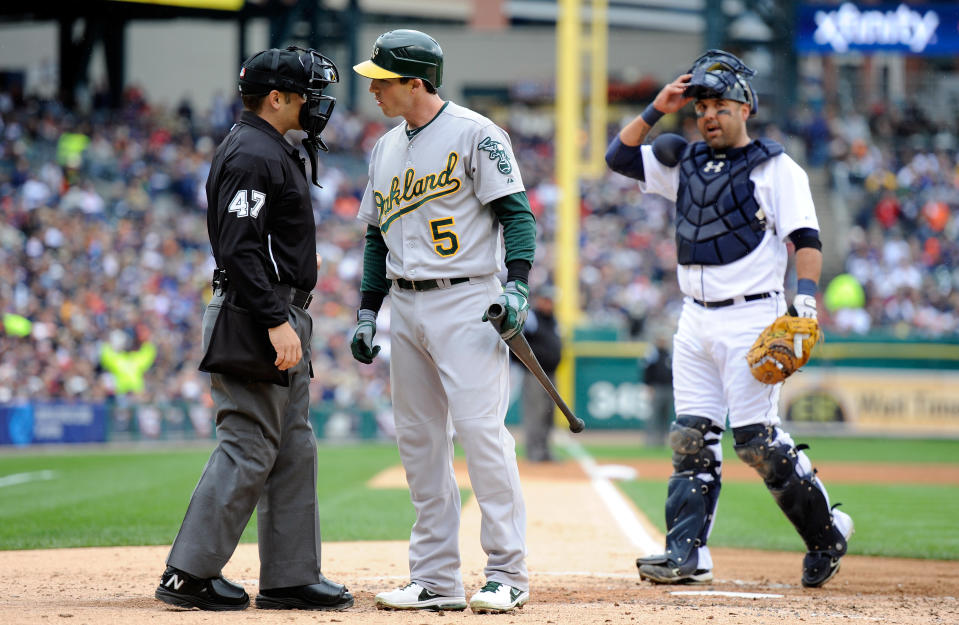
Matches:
[239,47,337,96]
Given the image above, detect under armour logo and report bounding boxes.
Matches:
[703,160,725,174]
[164,575,185,590]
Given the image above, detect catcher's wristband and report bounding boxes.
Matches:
[797,278,817,296]
[641,103,664,127]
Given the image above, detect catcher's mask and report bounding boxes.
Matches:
[239,46,339,186]
[353,29,443,89]
[683,49,757,117]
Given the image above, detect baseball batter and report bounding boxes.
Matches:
[606,50,854,588]
[349,30,536,613]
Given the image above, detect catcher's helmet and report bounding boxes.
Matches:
[683,49,758,116]
[353,29,443,89]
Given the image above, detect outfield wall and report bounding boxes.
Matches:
[570,337,959,436]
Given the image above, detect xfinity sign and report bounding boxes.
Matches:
[797,3,959,55]
[815,3,938,53]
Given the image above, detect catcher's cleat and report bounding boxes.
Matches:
[155,566,250,611]
[801,551,842,588]
[469,581,529,613]
[375,581,466,611]
[802,507,854,588]
[638,561,714,585]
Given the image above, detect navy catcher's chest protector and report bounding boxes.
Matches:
[675,138,783,265]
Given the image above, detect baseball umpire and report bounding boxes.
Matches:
[155,47,353,611]
[606,50,854,588]
[519,287,562,462]
[349,29,536,613]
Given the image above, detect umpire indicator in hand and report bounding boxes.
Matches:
[606,49,853,589]
[156,47,353,612]
[349,29,536,614]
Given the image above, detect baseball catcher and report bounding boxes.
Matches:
[606,48,854,589]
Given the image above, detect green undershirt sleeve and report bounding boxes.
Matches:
[360,225,390,312]
[490,191,536,284]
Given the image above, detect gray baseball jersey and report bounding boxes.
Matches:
[357,101,529,597]
[358,101,525,277]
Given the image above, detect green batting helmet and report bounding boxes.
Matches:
[353,29,443,89]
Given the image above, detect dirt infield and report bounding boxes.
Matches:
[1,458,957,625]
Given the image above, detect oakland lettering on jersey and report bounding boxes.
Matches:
[375,152,462,232]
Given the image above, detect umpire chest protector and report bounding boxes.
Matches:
[675,138,783,265]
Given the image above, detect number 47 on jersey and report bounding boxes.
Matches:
[228,190,267,218]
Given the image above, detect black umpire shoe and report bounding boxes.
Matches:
[255,575,354,610]
[155,566,250,611]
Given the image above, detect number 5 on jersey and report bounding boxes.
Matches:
[228,190,266,218]
[430,217,459,257]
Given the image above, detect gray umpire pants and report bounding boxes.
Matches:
[522,370,555,462]
[166,291,321,589]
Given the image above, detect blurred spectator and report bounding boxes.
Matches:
[829,97,959,337]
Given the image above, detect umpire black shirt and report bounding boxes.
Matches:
[519,311,562,375]
[206,110,316,327]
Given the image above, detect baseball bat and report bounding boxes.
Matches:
[486,303,585,433]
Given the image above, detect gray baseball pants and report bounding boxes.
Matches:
[166,292,322,589]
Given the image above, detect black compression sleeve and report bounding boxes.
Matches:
[360,290,387,313]
[506,259,531,285]
[788,227,822,251]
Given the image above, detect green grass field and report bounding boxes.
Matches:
[582,435,959,464]
[0,436,956,559]
[0,443,418,550]
[587,436,959,560]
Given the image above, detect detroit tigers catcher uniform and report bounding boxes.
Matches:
[607,50,853,589]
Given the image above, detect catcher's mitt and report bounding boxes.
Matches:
[746,315,820,384]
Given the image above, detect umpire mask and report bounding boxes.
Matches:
[291,47,338,150]
[293,47,339,186]
[239,46,339,186]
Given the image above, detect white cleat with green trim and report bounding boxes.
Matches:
[469,581,529,613]
[375,581,466,611]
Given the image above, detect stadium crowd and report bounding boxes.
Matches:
[1,86,956,411]
[826,102,959,337]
